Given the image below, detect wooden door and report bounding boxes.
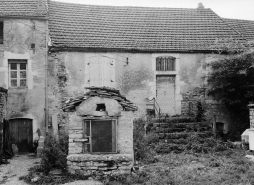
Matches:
[156,75,176,115]
[9,119,33,153]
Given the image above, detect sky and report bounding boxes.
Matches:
[53,0,254,21]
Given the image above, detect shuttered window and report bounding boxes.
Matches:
[87,56,115,88]
[0,22,3,44]
[84,119,117,153]
[156,56,175,71]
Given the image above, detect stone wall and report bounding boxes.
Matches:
[48,51,220,123]
[67,154,133,176]
[66,97,135,176]
[0,18,47,138]
[0,87,7,162]
[0,88,7,121]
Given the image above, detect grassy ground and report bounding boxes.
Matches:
[105,149,254,185]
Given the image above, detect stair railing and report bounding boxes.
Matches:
[146,97,162,138]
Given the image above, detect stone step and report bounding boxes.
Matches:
[153,121,211,129]
[151,116,195,124]
[153,126,211,133]
[157,131,213,139]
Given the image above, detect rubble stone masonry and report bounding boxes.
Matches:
[0,88,7,162]
[66,97,134,176]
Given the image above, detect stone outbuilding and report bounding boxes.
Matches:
[63,87,137,176]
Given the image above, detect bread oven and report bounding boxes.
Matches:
[63,87,137,176]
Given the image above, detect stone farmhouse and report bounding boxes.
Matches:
[0,0,253,166]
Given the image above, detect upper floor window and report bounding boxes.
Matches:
[0,22,3,44]
[9,60,27,88]
[156,56,176,71]
[87,56,115,88]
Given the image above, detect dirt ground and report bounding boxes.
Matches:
[0,154,40,185]
[0,154,103,185]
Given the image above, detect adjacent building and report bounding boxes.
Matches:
[0,0,48,152]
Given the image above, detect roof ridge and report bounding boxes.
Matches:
[50,0,209,10]
[208,9,247,41]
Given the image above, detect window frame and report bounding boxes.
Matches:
[83,119,117,154]
[0,22,3,44]
[156,56,176,71]
[8,59,28,88]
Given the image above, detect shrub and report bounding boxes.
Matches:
[40,131,69,173]
[133,118,158,163]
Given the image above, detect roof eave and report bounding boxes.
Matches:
[0,15,49,20]
[49,46,217,54]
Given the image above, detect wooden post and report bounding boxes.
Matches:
[213,115,217,137]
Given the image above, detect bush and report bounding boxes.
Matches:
[40,131,69,173]
[133,118,158,163]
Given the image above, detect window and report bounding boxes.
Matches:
[84,119,117,153]
[0,22,3,44]
[156,56,175,71]
[9,60,27,88]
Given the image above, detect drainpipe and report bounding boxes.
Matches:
[45,19,49,133]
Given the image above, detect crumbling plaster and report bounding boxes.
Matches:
[49,51,230,125]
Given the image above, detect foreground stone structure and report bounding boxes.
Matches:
[65,88,136,176]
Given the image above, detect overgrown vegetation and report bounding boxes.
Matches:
[134,118,159,164]
[20,131,80,185]
[41,130,69,173]
[208,44,254,140]
[104,150,254,185]
[134,118,232,161]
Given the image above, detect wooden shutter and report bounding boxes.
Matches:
[88,56,115,88]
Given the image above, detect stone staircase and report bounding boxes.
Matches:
[149,116,212,140]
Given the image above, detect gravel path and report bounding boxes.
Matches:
[0,154,40,185]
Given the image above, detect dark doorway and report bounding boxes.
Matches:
[9,119,33,153]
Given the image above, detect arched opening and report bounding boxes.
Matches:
[9,118,33,153]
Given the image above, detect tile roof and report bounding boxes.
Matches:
[62,87,138,112]
[223,18,254,41]
[49,1,244,52]
[0,0,48,17]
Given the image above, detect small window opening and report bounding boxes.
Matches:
[96,103,106,111]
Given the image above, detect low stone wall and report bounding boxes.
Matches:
[67,154,133,176]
